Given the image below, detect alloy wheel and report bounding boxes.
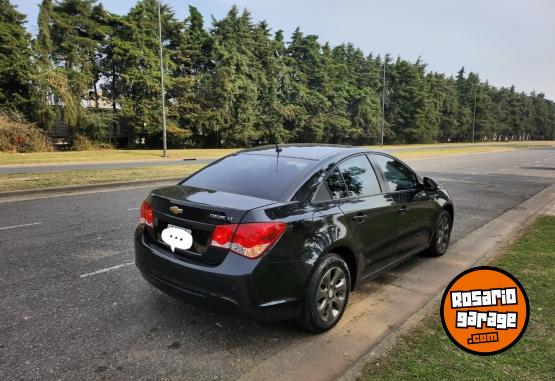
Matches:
[436,215,451,253]
[316,266,347,323]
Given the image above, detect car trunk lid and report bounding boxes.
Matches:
[145,185,275,266]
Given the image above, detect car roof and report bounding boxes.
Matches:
[240,144,378,161]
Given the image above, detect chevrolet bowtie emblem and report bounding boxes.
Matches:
[169,206,183,215]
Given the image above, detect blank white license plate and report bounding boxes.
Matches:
[167,224,191,234]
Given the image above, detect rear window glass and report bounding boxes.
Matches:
[182,154,313,200]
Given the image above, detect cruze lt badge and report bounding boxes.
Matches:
[210,213,233,222]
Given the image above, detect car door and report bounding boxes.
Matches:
[332,155,398,274]
[370,154,436,256]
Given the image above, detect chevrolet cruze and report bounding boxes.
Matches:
[134,144,453,332]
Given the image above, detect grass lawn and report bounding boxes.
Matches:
[0,141,552,166]
[360,215,555,380]
[0,141,552,192]
[0,164,205,192]
[0,148,238,165]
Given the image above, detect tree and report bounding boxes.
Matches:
[0,0,33,113]
[202,6,261,147]
[112,0,183,145]
[3,2,555,147]
[172,5,212,146]
[35,0,53,67]
[50,0,109,98]
[285,28,329,142]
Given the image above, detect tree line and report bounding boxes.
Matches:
[1,0,554,148]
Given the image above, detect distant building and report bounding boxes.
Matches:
[50,92,127,145]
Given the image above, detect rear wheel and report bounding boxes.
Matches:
[298,254,350,333]
[426,210,452,257]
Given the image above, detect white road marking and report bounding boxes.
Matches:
[0,222,42,231]
[80,261,135,278]
[127,207,139,211]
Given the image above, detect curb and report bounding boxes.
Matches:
[0,177,182,199]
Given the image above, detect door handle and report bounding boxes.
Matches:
[399,205,409,215]
[352,213,367,223]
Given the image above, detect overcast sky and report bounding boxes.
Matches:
[13,0,555,100]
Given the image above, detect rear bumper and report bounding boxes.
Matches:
[134,226,304,322]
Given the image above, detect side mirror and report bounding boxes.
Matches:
[423,177,440,191]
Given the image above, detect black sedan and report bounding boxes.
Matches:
[134,144,453,332]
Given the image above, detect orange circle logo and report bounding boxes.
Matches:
[440,266,529,355]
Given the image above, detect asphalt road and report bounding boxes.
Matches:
[1,148,554,380]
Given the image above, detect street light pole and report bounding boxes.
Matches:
[157,0,167,157]
[472,85,477,143]
[522,99,527,142]
[381,57,386,147]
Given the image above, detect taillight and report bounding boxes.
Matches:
[140,200,154,227]
[210,222,287,259]
[211,224,237,249]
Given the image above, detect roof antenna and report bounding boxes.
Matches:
[274,143,281,173]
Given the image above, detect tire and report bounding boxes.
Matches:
[426,210,452,257]
[297,253,351,333]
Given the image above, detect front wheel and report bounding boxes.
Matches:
[426,210,452,257]
[297,254,350,333]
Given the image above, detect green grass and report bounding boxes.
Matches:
[0,164,206,192]
[0,141,552,192]
[0,141,552,166]
[361,215,555,381]
[0,148,238,165]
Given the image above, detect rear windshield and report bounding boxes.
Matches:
[182,154,314,200]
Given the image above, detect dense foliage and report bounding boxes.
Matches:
[1,0,554,147]
[0,114,52,152]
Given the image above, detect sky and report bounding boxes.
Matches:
[12,0,555,100]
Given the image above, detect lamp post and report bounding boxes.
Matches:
[472,85,477,143]
[157,0,167,157]
[381,57,386,147]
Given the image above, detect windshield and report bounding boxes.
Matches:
[182,154,315,200]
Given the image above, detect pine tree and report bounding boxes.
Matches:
[285,28,329,142]
[172,5,212,146]
[114,0,183,144]
[0,0,33,113]
[2,2,554,146]
[35,0,53,67]
[205,6,261,146]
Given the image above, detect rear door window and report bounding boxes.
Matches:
[337,155,382,197]
[372,154,419,191]
[182,154,313,201]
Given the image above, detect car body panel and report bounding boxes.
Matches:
[337,194,398,274]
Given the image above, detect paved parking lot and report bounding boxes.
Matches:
[0,148,553,380]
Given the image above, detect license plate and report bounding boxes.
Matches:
[167,224,191,234]
[162,224,193,252]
